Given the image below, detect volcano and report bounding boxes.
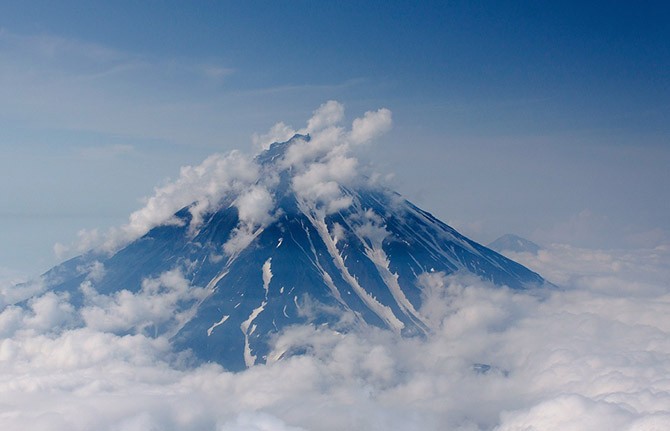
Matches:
[43,104,545,371]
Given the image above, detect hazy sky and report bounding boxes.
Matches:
[1,1,669,274]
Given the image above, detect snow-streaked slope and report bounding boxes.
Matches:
[44,134,546,371]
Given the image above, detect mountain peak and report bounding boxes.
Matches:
[43,102,547,371]
[489,234,541,254]
[255,133,310,166]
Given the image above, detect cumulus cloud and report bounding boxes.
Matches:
[282,123,345,169]
[80,268,208,336]
[234,186,276,226]
[0,273,46,309]
[252,122,297,151]
[0,291,75,337]
[349,107,392,145]
[277,101,393,214]
[55,150,261,258]
[282,101,392,168]
[2,244,669,430]
[302,100,345,135]
[221,185,278,257]
[123,151,259,240]
[291,154,358,213]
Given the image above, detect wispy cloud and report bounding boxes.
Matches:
[76,144,135,160]
[239,77,368,97]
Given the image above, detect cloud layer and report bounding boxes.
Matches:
[1,244,669,430]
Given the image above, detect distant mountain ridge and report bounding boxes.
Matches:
[488,234,541,254]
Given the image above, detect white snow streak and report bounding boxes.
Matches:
[239,258,274,367]
[364,245,428,332]
[240,302,266,367]
[300,221,347,306]
[207,314,229,336]
[299,201,404,332]
[349,207,428,331]
[206,270,229,290]
[262,258,273,295]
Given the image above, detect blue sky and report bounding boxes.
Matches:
[1,1,669,274]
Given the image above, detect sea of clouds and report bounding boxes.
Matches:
[1,244,668,430]
[1,102,669,430]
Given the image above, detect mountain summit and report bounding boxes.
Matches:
[44,102,545,371]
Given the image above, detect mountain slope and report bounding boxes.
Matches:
[43,107,546,371]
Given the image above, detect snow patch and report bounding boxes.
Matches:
[206,314,229,336]
[262,258,273,295]
[240,302,267,367]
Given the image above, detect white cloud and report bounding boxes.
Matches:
[281,103,391,170]
[55,150,261,257]
[219,412,308,431]
[291,154,358,213]
[0,291,75,337]
[80,268,208,336]
[282,124,346,169]
[349,108,392,145]
[235,186,275,226]
[222,224,263,257]
[77,260,106,283]
[416,271,450,328]
[499,243,670,293]
[2,244,670,430]
[302,100,345,135]
[353,209,390,245]
[127,150,259,239]
[494,395,639,431]
[221,186,277,257]
[279,102,393,214]
[0,273,46,309]
[252,121,297,151]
